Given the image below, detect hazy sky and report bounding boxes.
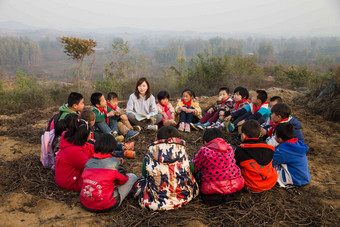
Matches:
[0,0,339,36]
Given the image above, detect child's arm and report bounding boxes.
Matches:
[192,101,202,116]
[272,147,287,165]
[115,162,130,185]
[126,95,136,115]
[193,148,205,173]
[92,108,106,123]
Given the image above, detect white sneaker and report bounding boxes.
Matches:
[145,125,158,131]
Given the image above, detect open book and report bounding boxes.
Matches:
[135,113,150,121]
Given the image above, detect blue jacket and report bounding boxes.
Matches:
[232,102,271,121]
[289,116,305,143]
[273,138,311,186]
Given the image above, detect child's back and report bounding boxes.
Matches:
[133,126,199,210]
[194,135,244,195]
[234,120,277,192]
[272,123,310,187]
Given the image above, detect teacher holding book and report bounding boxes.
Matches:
[126,77,162,131]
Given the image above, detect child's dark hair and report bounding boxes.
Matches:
[234,87,249,99]
[203,128,224,143]
[256,90,268,103]
[275,122,295,142]
[107,92,118,101]
[91,92,103,107]
[271,103,291,119]
[219,87,230,94]
[182,89,195,98]
[81,109,96,123]
[67,92,83,107]
[270,96,282,103]
[242,120,261,138]
[157,90,170,101]
[135,77,151,100]
[157,126,179,140]
[64,119,90,146]
[94,133,117,154]
[55,119,67,137]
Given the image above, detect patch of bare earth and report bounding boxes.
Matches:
[0,89,339,226]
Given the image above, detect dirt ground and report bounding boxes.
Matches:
[0,88,339,226]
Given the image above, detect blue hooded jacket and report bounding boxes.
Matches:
[273,138,311,186]
[289,116,305,143]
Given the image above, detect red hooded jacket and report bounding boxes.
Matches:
[55,132,94,192]
[193,138,244,194]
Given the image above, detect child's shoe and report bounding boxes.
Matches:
[115,135,125,143]
[170,120,177,127]
[133,125,142,132]
[124,150,135,159]
[145,124,158,131]
[123,142,135,151]
[190,123,200,130]
[197,122,209,130]
[226,121,235,133]
[126,130,140,139]
[185,123,191,133]
[178,122,185,131]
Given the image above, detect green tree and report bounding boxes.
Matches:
[59,36,97,91]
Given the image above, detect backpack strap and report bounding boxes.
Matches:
[46,111,63,131]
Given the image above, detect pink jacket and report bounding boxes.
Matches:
[193,138,244,194]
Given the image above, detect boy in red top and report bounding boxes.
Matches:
[234,120,277,192]
[80,134,137,212]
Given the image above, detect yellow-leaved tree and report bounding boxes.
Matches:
[59,36,97,91]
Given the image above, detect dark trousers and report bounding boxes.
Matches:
[199,110,219,124]
[179,106,195,123]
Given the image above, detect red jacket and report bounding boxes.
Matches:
[193,138,244,195]
[235,138,277,192]
[80,153,129,211]
[55,132,94,192]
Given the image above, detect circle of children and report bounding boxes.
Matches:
[40,77,311,212]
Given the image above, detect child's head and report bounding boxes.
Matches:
[135,77,151,99]
[81,109,96,127]
[64,118,91,146]
[218,87,230,101]
[233,87,249,102]
[94,133,117,154]
[271,103,291,123]
[67,92,84,112]
[241,120,261,141]
[157,126,179,140]
[91,92,106,108]
[157,91,170,105]
[107,92,119,108]
[269,96,282,110]
[203,128,224,144]
[275,122,294,144]
[182,89,195,103]
[252,90,267,105]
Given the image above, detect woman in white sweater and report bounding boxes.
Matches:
[126,78,162,131]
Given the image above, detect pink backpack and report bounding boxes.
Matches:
[40,112,62,168]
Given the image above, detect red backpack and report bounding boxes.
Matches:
[40,112,62,168]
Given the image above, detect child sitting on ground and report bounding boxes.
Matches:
[90,92,124,142]
[225,90,270,132]
[234,120,277,192]
[80,134,138,212]
[260,96,283,138]
[156,90,177,127]
[191,87,233,130]
[265,103,305,147]
[81,110,135,159]
[272,123,311,188]
[106,92,139,139]
[193,129,244,205]
[53,113,79,155]
[176,89,202,132]
[133,126,199,210]
[55,118,94,192]
[58,92,84,121]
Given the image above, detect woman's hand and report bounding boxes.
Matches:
[120,114,128,121]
